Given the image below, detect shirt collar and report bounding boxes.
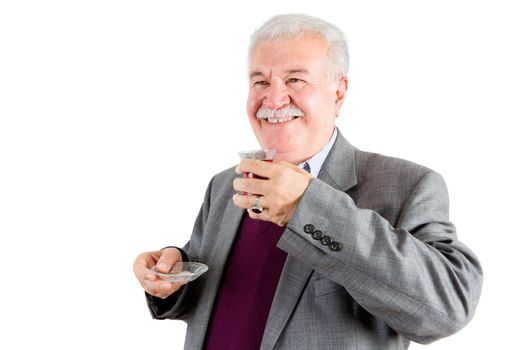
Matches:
[298,128,338,178]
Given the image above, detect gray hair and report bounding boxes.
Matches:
[249,14,349,80]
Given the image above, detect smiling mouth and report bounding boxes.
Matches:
[264,116,302,124]
[256,105,305,124]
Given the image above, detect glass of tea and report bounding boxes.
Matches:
[237,149,276,194]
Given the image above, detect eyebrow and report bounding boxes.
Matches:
[249,69,310,79]
[249,71,265,79]
[286,69,309,75]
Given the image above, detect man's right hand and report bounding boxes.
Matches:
[133,248,186,299]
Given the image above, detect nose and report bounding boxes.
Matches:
[263,82,291,110]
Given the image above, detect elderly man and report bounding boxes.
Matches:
[134,14,482,350]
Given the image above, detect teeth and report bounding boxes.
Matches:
[266,116,296,124]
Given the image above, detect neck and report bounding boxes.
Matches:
[274,151,313,165]
[272,127,336,165]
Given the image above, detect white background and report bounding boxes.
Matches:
[1,0,524,349]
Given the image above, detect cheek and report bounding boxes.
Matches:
[307,91,336,118]
[297,93,323,118]
[247,91,262,116]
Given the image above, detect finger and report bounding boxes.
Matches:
[233,194,279,225]
[145,271,157,281]
[135,266,155,287]
[144,279,172,292]
[236,159,276,178]
[233,177,268,196]
[156,248,182,273]
[134,251,160,280]
[144,279,186,299]
[232,193,267,210]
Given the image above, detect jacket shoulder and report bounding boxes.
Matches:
[349,150,444,226]
[354,149,434,187]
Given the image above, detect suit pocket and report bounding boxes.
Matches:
[313,278,346,297]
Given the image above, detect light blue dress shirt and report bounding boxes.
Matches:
[298,128,338,178]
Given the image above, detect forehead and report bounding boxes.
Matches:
[249,35,330,76]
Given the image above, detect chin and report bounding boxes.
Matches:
[263,141,299,159]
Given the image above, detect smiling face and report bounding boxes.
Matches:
[247,34,348,164]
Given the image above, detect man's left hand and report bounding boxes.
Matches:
[233,159,313,226]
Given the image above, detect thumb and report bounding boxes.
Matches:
[156,247,182,273]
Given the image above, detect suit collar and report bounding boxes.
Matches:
[317,129,359,192]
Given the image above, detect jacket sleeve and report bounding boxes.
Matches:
[146,176,215,320]
[277,170,483,344]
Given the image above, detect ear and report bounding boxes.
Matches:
[334,76,348,117]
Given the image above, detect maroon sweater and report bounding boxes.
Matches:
[204,214,288,349]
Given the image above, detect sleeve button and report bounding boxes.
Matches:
[304,224,315,234]
[312,230,323,240]
[329,242,343,252]
[321,236,332,246]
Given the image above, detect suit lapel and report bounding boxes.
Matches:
[317,130,358,192]
[260,131,359,349]
[190,193,245,349]
[259,256,314,349]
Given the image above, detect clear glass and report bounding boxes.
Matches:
[237,149,276,161]
[237,149,276,195]
[150,262,208,283]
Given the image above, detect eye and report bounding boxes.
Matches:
[287,77,305,85]
[253,80,269,87]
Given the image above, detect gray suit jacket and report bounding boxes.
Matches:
[147,132,483,349]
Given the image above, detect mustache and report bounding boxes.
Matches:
[256,105,305,119]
